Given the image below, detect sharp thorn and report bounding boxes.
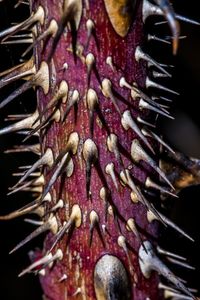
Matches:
[139,99,174,119]
[122,110,155,154]
[146,77,179,95]
[0,81,32,110]
[131,139,174,189]
[139,241,195,298]
[9,215,58,254]
[142,128,175,154]
[102,78,121,116]
[147,211,194,242]
[135,46,171,77]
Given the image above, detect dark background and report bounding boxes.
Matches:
[0,0,200,299]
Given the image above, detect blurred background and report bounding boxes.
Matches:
[0,0,200,298]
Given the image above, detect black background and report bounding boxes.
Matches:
[0,0,200,299]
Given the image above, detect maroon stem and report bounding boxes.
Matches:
[31,1,160,299]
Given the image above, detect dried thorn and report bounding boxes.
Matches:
[22,19,58,57]
[107,133,125,171]
[145,177,177,198]
[4,113,32,121]
[18,252,53,277]
[137,116,156,128]
[139,99,173,119]
[135,46,171,77]
[153,0,180,55]
[49,204,81,252]
[12,171,41,177]
[16,130,39,137]
[143,96,170,114]
[121,171,163,224]
[100,187,110,222]
[156,16,200,27]
[23,109,61,142]
[157,246,187,261]
[18,186,43,194]
[105,163,119,191]
[0,61,35,90]
[0,80,32,110]
[85,19,95,49]
[117,235,135,275]
[176,14,200,26]
[122,110,155,154]
[24,219,44,226]
[0,58,33,79]
[58,274,68,282]
[8,175,45,196]
[42,199,64,218]
[0,6,44,42]
[120,169,146,206]
[83,139,98,198]
[152,95,173,103]
[89,211,98,246]
[139,241,195,298]
[13,148,54,188]
[148,34,171,45]
[152,71,169,78]
[12,148,53,189]
[49,132,79,170]
[49,222,69,252]
[87,88,98,137]
[86,53,95,87]
[1,38,33,44]
[131,139,174,189]
[9,215,58,254]
[3,33,32,39]
[147,211,194,242]
[5,144,40,155]
[0,110,38,136]
[36,80,68,122]
[142,128,175,154]
[35,249,63,273]
[159,282,197,298]
[102,78,121,116]
[106,56,115,71]
[41,152,71,200]
[62,90,80,123]
[0,201,40,221]
[126,218,147,252]
[166,257,195,270]
[165,35,187,41]
[164,289,194,299]
[120,77,149,103]
[14,0,29,8]
[146,77,179,95]
[48,0,82,62]
[19,248,63,277]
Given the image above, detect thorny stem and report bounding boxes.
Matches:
[0,0,199,300]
